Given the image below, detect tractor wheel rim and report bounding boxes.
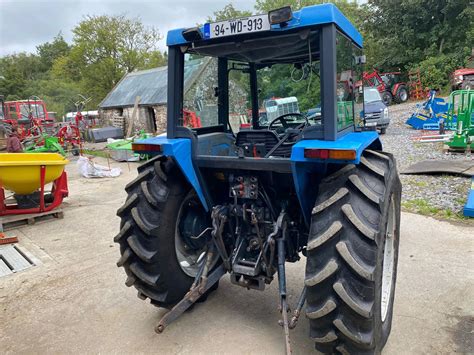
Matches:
[175,193,213,277]
[400,90,408,101]
[381,195,396,322]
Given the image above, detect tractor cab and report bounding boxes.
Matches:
[3,99,50,122]
[135,5,374,153]
[123,5,401,354]
[134,4,380,208]
[1,97,55,139]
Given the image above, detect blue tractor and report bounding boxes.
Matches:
[115,5,402,354]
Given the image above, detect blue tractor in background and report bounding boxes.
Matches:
[115,5,401,354]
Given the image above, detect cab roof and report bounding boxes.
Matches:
[167,3,362,48]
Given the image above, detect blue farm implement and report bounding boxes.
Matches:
[464,178,474,218]
[406,90,453,130]
[114,5,402,354]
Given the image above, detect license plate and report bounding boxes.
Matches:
[204,14,271,39]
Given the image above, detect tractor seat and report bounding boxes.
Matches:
[235,130,293,158]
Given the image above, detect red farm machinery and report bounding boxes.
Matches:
[363,69,409,105]
[0,94,95,155]
[0,96,55,140]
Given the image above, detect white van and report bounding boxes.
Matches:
[264,97,300,122]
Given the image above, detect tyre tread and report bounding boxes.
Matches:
[127,234,157,262]
[336,241,374,281]
[115,158,194,308]
[305,150,401,354]
[305,259,339,286]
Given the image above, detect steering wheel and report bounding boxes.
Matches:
[268,113,309,132]
[262,113,310,158]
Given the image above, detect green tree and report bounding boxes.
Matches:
[36,33,70,72]
[209,3,252,21]
[142,50,168,70]
[61,14,162,105]
[363,0,472,71]
[0,53,43,100]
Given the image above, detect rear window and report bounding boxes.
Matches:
[19,103,45,119]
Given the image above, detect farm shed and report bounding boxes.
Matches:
[99,57,247,134]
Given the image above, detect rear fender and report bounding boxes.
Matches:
[134,136,209,211]
[290,131,381,225]
[392,83,401,94]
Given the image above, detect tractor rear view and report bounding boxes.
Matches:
[114,5,401,354]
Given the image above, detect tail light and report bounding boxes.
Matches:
[132,143,162,152]
[304,149,356,160]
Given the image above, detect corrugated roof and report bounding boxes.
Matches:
[99,58,209,108]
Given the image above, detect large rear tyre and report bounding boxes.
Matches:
[394,85,409,104]
[305,150,401,354]
[114,156,214,308]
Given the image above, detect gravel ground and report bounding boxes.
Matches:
[379,100,472,219]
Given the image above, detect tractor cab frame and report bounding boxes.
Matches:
[135,4,381,216]
[121,5,401,354]
[165,7,364,141]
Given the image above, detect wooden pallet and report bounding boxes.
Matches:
[111,116,125,130]
[0,209,64,231]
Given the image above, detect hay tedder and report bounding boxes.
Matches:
[56,95,92,155]
[115,5,401,354]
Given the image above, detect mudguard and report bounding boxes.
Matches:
[134,136,209,211]
[290,131,381,224]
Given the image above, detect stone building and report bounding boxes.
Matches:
[99,57,248,135]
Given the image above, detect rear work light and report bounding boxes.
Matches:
[304,149,356,160]
[182,27,203,42]
[132,143,162,152]
[268,6,293,25]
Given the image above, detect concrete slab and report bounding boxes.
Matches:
[0,157,473,354]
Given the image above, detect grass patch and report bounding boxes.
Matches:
[402,198,471,223]
[402,199,440,215]
[411,180,428,188]
[455,197,466,205]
